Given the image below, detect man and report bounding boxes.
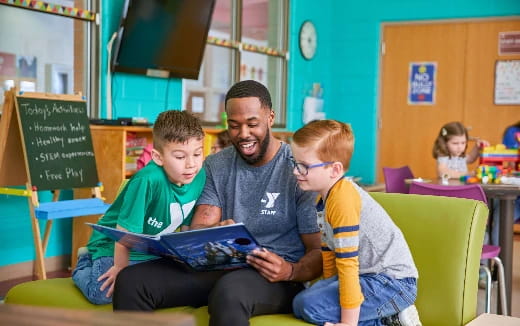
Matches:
[113,80,322,326]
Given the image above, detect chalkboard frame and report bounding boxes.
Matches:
[14,92,99,191]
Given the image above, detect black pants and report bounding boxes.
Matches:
[113,258,304,326]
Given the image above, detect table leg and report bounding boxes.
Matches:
[498,198,514,315]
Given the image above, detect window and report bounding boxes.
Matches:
[0,0,99,116]
[183,0,288,127]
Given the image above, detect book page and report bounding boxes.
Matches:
[160,223,260,271]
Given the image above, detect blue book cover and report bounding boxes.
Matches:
[87,223,261,271]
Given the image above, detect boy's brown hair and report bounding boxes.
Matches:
[292,120,355,171]
[153,110,204,151]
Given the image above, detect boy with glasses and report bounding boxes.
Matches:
[290,120,421,326]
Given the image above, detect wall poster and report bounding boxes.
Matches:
[498,31,520,55]
[408,62,437,105]
[494,60,520,105]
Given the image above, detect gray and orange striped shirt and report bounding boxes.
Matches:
[316,178,418,309]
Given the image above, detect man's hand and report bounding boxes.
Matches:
[247,248,293,282]
[98,265,123,298]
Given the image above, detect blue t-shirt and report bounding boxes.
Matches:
[503,125,520,148]
[197,143,319,263]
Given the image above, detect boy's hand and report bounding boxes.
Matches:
[98,265,123,298]
[247,248,293,282]
[218,219,236,226]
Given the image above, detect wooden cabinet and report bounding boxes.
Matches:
[71,125,292,268]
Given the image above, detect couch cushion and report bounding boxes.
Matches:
[4,278,198,315]
[5,278,112,311]
[5,193,488,326]
[5,277,311,325]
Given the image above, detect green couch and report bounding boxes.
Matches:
[5,193,488,326]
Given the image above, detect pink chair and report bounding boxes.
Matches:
[137,144,153,170]
[382,166,414,193]
[409,181,507,315]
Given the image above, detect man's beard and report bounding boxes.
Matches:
[238,128,271,165]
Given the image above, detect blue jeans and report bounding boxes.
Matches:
[293,273,417,326]
[72,252,145,305]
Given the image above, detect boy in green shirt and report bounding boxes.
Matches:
[72,110,206,304]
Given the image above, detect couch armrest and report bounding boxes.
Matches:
[371,192,488,326]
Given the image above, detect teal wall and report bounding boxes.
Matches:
[287,1,332,132]
[0,190,72,266]
[100,0,519,185]
[100,0,183,120]
[1,0,518,269]
[309,0,519,185]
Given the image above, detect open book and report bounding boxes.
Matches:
[88,222,261,271]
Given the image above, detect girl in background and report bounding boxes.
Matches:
[432,121,489,179]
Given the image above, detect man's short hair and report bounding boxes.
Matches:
[293,120,355,171]
[224,80,272,110]
[153,110,204,151]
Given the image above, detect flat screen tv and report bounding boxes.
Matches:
[111,0,216,80]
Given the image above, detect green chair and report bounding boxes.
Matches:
[5,193,488,326]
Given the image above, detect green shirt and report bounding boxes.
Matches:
[87,161,206,260]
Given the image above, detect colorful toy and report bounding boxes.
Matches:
[475,165,502,184]
[480,144,520,174]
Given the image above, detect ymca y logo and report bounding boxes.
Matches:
[154,200,197,235]
[260,192,279,215]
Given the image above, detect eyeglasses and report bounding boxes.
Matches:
[289,157,333,176]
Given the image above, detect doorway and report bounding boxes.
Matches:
[378,19,520,181]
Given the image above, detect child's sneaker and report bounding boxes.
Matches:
[382,304,422,326]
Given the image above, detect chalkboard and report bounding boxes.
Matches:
[15,94,99,190]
